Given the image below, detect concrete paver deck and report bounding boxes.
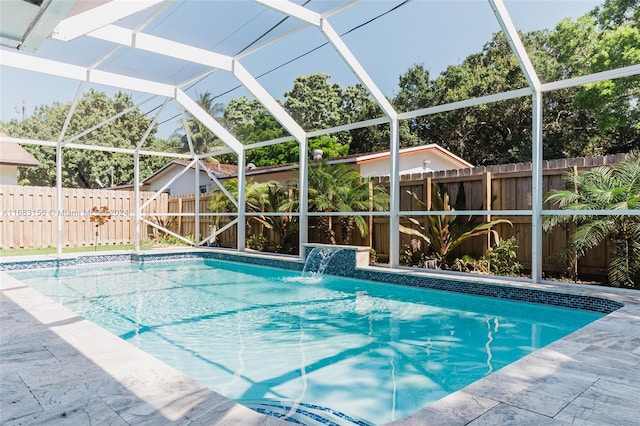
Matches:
[2,261,639,426]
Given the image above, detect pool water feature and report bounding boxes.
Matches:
[9,258,604,425]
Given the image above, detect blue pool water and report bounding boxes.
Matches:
[10,259,603,425]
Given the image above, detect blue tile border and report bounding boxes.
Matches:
[1,248,622,314]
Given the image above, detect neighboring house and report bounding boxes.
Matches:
[133,144,472,194]
[0,141,39,185]
[240,143,473,183]
[114,160,238,196]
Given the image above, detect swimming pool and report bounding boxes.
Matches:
[8,254,606,425]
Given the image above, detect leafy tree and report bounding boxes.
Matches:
[285,76,393,155]
[549,7,640,154]
[591,0,640,30]
[284,73,345,132]
[342,83,389,154]
[0,89,170,187]
[392,0,639,165]
[543,155,640,288]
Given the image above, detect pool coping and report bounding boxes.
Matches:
[2,248,640,425]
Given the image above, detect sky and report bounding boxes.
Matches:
[0,0,602,139]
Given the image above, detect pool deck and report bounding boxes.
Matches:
[2,252,640,425]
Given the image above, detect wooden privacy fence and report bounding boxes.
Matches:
[366,153,632,278]
[163,153,629,279]
[0,185,167,249]
[2,153,631,280]
[166,194,237,247]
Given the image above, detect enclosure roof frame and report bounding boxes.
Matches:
[0,0,638,280]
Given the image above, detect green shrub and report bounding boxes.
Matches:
[247,234,269,251]
[486,237,523,276]
[399,243,429,267]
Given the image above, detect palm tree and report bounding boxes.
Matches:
[209,179,298,252]
[543,155,640,288]
[173,91,226,155]
[282,161,389,245]
[307,162,388,245]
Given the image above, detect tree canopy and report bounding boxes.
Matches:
[1,0,636,187]
[0,89,173,188]
[391,0,639,165]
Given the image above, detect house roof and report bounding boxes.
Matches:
[118,143,470,188]
[240,143,473,178]
[143,159,238,183]
[353,144,473,168]
[0,141,39,167]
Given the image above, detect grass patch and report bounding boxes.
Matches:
[0,242,172,257]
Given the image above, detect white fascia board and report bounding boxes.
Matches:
[88,25,233,71]
[398,88,531,120]
[253,0,321,26]
[21,0,79,52]
[52,0,165,41]
[306,116,390,138]
[175,89,244,154]
[139,150,191,159]
[1,50,175,98]
[0,135,190,158]
[1,49,86,80]
[245,136,296,150]
[233,61,305,142]
[541,64,640,92]
[489,0,541,91]
[1,136,58,147]
[320,20,397,119]
[89,69,175,97]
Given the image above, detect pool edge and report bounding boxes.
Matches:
[2,249,639,425]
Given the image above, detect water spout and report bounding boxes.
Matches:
[284,247,344,284]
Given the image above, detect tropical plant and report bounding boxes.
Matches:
[306,161,389,245]
[486,237,523,276]
[209,179,298,253]
[246,234,270,251]
[400,183,512,267]
[173,91,226,155]
[543,155,640,288]
[399,243,429,268]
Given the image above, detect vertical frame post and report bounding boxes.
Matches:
[388,118,401,268]
[134,150,141,252]
[298,136,309,257]
[237,148,246,251]
[531,91,544,282]
[195,157,200,246]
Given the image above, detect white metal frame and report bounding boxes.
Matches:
[0,0,638,282]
